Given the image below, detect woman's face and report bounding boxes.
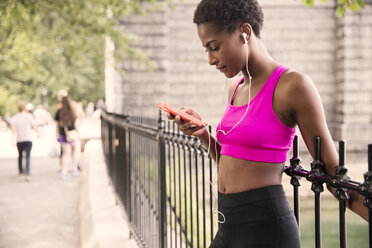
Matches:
[197,23,246,78]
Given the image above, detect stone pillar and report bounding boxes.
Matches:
[334,3,372,151]
[116,5,170,117]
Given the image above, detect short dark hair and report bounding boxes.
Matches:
[193,0,264,38]
[17,101,26,112]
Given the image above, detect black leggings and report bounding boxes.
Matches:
[210,185,301,248]
[16,141,32,175]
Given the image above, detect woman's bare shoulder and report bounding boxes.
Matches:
[277,69,319,102]
[275,68,322,121]
[281,69,314,88]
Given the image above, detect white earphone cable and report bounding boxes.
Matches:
[216,36,252,137]
[205,36,251,224]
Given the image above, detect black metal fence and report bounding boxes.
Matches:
[101,110,372,248]
[285,136,372,248]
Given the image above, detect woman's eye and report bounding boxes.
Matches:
[205,46,219,53]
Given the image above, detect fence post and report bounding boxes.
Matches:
[158,110,167,248]
[363,144,372,248]
[307,137,324,248]
[334,140,349,248]
[208,125,214,244]
[108,122,114,179]
[124,117,132,228]
[289,135,302,225]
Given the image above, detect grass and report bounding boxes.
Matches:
[166,147,218,248]
[292,195,369,248]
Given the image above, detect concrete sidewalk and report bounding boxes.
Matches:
[0,157,81,248]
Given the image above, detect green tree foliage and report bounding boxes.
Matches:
[0,0,169,113]
[0,86,18,116]
[302,0,366,17]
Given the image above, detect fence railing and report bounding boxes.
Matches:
[100,110,372,248]
[284,136,372,248]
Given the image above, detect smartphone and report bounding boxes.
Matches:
[158,102,205,127]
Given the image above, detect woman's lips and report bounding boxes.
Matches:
[218,66,227,72]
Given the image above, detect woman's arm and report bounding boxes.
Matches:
[287,72,368,220]
[56,122,60,139]
[10,123,16,145]
[198,128,221,163]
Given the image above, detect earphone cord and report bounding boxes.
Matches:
[203,125,226,224]
[205,40,251,224]
[216,41,251,137]
[224,77,228,90]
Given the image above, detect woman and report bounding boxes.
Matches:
[169,0,368,247]
[11,101,38,182]
[55,96,79,179]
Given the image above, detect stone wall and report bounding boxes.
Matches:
[334,3,372,151]
[105,0,372,152]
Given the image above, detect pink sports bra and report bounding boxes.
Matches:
[216,65,296,163]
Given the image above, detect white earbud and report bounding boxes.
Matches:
[242,33,247,44]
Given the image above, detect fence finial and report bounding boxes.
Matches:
[308,137,325,194]
[158,109,165,131]
[334,140,350,201]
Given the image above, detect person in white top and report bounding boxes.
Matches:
[11,101,38,181]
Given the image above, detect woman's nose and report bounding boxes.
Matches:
[208,55,217,66]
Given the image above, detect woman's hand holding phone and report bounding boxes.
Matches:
[159,102,207,137]
[171,107,207,137]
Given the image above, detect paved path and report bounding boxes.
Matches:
[0,157,81,248]
[0,118,100,248]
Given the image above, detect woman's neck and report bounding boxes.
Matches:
[242,38,278,80]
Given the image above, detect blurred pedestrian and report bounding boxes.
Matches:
[34,105,53,125]
[10,101,38,182]
[3,112,11,128]
[76,102,85,120]
[26,103,34,115]
[56,90,81,171]
[34,105,53,137]
[85,102,94,117]
[55,96,80,179]
[95,98,106,110]
[57,89,68,110]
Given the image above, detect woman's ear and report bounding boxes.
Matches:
[240,23,252,42]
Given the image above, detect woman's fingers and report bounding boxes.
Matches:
[181,125,205,136]
[179,121,200,134]
[184,108,193,115]
[189,125,205,134]
[173,115,182,125]
[165,107,204,136]
[167,112,175,120]
[180,121,196,130]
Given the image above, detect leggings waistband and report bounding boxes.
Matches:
[218,185,292,224]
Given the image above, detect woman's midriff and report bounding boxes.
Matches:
[218,155,285,194]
